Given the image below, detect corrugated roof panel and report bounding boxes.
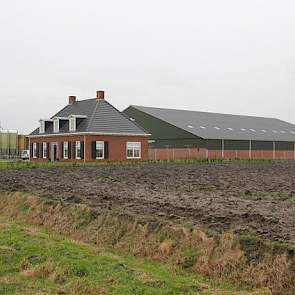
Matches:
[130,105,295,141]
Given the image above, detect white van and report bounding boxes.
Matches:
[21,150,30,160]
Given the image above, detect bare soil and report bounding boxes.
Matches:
[0,161,294,243]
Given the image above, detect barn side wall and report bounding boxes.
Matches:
[149,139,295,160]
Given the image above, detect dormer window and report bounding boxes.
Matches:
[69,117,76,132]
[39,120,45,134]
[53,118,59,133]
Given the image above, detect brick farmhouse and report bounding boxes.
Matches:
[28,91,149,162]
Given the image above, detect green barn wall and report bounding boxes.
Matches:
[252,141,273,150]
[206,139,222,150]
[275,141,294,151]
[149,138,206,148]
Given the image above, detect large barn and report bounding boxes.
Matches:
[123,105,295,160]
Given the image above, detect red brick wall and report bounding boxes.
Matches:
[85,135,149,161]
[149,148,295,160]
[30,135,149,161]
[149,148,207,160]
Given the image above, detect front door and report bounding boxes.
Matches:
[51,143,57,162]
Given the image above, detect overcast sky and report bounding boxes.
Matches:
[1,0,295,134]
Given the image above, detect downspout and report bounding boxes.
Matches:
[84,135,86,163]
[29,137,31,161]
[221,139,224,158]
[249,140,252,159]
[273,141,275,160]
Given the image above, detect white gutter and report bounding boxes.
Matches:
[28,131,151,138]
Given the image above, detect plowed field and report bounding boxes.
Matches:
[1,161,294,243]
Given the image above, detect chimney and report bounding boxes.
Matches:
[96,90,105,100]
[69,96,76,104]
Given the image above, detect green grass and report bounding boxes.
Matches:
[0,217,240,295]
[0,157,275,170]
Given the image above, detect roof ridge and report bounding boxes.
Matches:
[130,105,278,121]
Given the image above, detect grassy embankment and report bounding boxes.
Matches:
[0,216,247,295]
[0,193,286,295]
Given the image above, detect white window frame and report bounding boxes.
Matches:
[43,142,48,159]
[75,141,81,159]
[39,120,45,134]
[126,142,141,159]
[69,117,76,132]
[33,142,37,158]
[53,118,59,133]
[63,141,69,159]
[95,141,104,159]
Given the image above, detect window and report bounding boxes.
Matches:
[33,143,37,158]
[250,129,256,132]
[95,141,104,159]
[200,126,206,129]
[69,117,76,132]
[43,142,48,158]
[126,142,141,159]
[227,127,234,131]
[187,125,194,128]
[261,129,267,133]
[63,141,69,159]
[39,120,45,134]
[214,126,220,130]
[53,118,59,133]
[240,128,246,131]
[75,141,81,159]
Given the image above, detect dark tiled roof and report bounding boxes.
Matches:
[30,99,148,136]
[129,105,295,142]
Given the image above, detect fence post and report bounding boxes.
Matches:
[165,145,170,161]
